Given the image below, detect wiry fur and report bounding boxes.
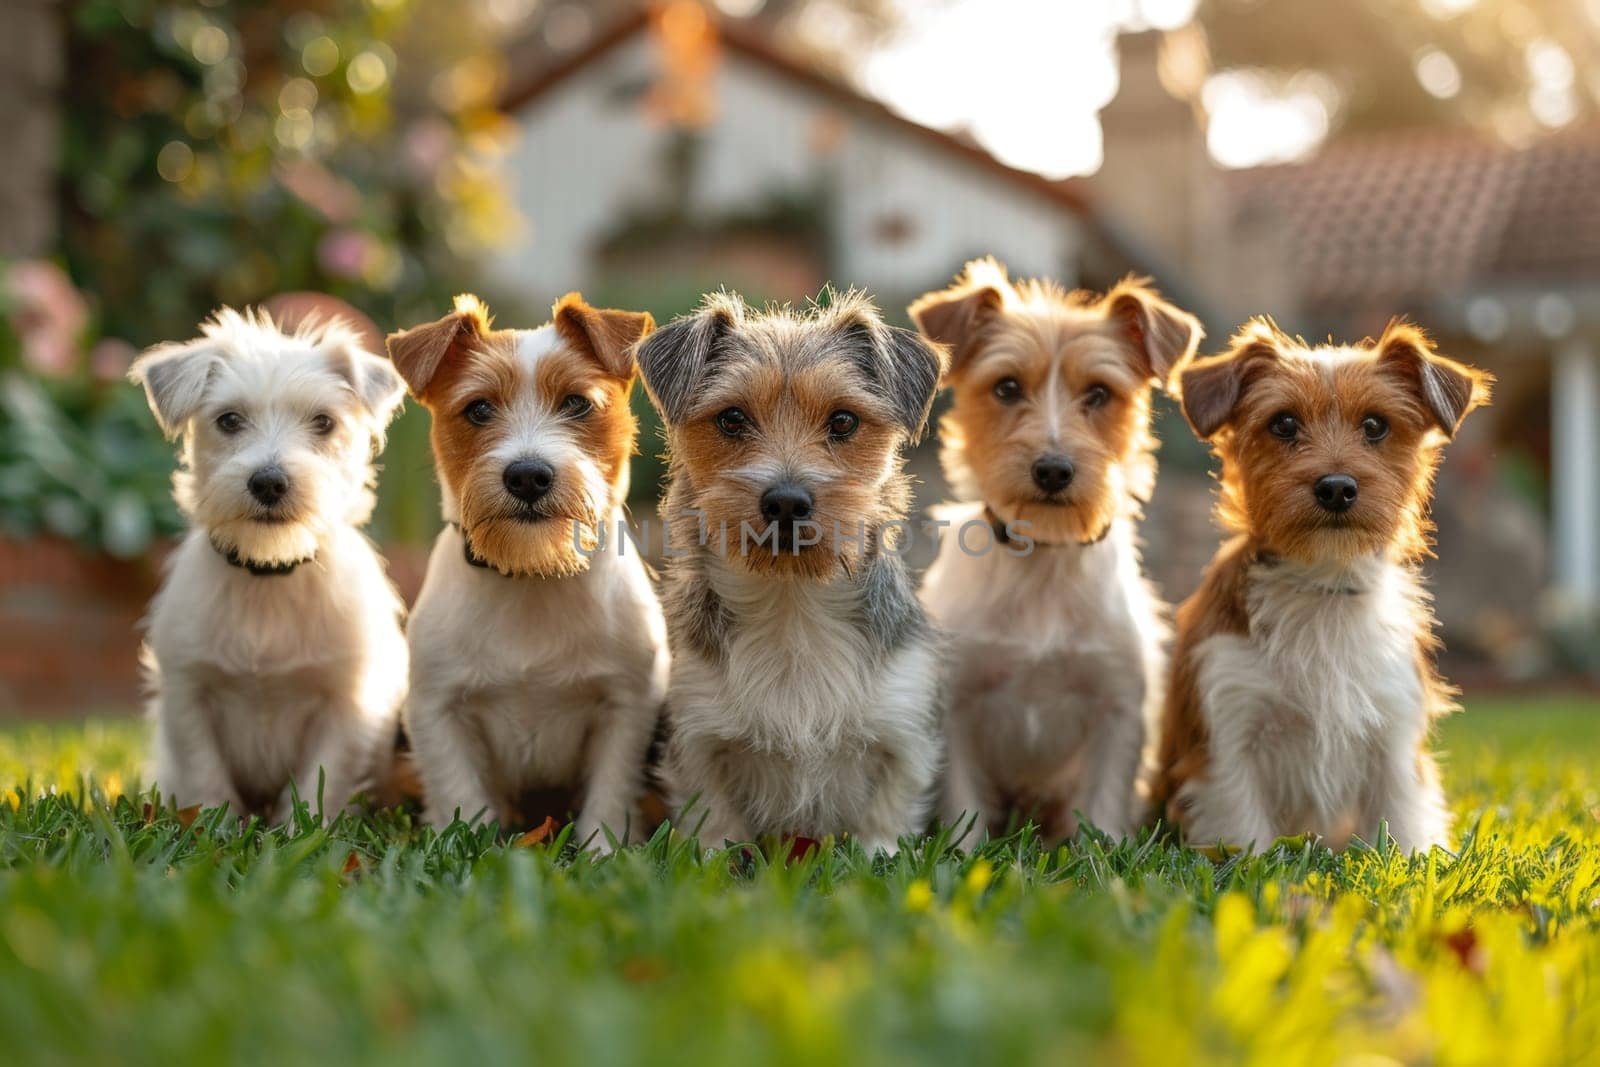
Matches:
[637,290,948,852]
[129,307,409,819]
[389,294,667,847]
[1155,320,1492,852]
[911,259,1200,839]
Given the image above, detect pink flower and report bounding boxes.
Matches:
[316,229,371,280]
[89,338,138,383]
[6,261,88,379]
[23,335,78,377]
[403,118,453,181]
[275,160,360,223]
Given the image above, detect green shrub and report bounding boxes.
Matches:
[2,0,519,552]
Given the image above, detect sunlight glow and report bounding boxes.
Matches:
[1527,38,1578,127]
[860,0,1131,179]
[857,0,1334,177]
[1527,39,1575,89]
[1530,84,1578,127]
[1414,48,1462,99]
[1421,0,1479,17]
[1202,71,1334,169]
[1131,0,1201,32]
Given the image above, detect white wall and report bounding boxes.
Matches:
[1552,338,1600,619]
[494,37,662,301]
[493,35,1081,305]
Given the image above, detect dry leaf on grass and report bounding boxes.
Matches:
[514,815,560,847]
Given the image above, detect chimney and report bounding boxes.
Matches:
[1092,29,1217,280]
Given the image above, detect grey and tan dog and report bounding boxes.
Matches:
[635,290,948,853]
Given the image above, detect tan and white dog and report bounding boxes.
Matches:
[910,259,1201,840]
[636,290,948,853]
[130,308,408,820]
[1154,318,1492,852]
[387,294,667,847]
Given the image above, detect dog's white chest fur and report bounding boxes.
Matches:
[669,560,941,844]
[144,527,408,815]
[920,508,1163,835]
[406,526,668,804]
[1187,555,1430,844]
[706,568,889,752]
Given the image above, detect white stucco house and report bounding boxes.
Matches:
[489,10,1141,312]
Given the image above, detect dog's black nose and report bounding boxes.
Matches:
[1031,454,1075,495]
[247,466,290,507]
[1313,474,1358,513]
[503,459,555,504]
[760,484,814,527]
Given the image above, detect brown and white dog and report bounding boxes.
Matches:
[1154,318,1492,853]
[387,294,668,847]
[910,258,1201,839]
[636,290,948,853]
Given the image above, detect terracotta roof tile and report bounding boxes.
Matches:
[1228,128,1600,309]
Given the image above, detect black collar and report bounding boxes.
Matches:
[985,506,1017,545]
[211,537,313,577]
[451,522,500,573]
[983,507,1111,549]
[451,521,492,572]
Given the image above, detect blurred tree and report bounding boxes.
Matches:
[14,0,532,549]
[1199,0,1600,142]
[60,0,520,348]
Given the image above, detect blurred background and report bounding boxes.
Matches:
[1,0,1597,717]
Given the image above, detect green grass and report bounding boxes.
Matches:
[2,699,1598,1066]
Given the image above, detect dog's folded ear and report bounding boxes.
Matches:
[907,257,1009,377]
[635,292,743,424]
[1178,318,1284,440]
[877,326,948,443]
[385,294,492,400]
[1105,278,1204,387]
[830,290,949,443]
[325,344,406,426]
[1375,320,1493,438]
[552,293,655,380]
[128,335,223,439]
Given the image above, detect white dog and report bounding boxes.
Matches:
[130,308,408,820]
[386,294,668,848]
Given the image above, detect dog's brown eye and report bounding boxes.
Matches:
[993,378,1022,404]
[463,399,495,426]
[559,394,593,419]
[309,413,335,435]
[216,411,244,434]
[1362,414,1389,443]
[827,410,859,440]
[1268,412,1299,441]
[716,407,750,437]
[1083,384,1111,409]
